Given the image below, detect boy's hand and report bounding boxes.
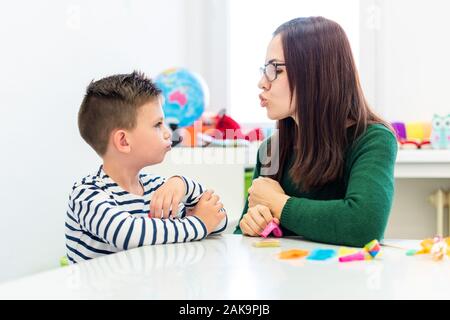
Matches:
[150,176,185,219]
[191,190,226,234]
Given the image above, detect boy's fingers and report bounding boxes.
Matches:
[171,198,181,218]
[210,194,220,204]
[201,190,213,201]
[217,210,226,221]
[214,202,224,212]
[149,195,157,216]
[162,195,172,219]
[152,197,163,218]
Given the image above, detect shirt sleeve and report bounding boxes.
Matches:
[68,186,208,250]
[178,175,204,207]
[177,175,228,234]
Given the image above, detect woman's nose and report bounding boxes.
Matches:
[258,74,270,90]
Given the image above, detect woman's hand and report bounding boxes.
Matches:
[248,177,290,219]
[149,176,185,219]
[240,205,278,236]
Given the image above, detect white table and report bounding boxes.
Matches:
[0,235,449,299]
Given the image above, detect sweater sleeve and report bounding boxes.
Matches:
[280,128,398,247]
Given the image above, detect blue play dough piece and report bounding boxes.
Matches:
[307,249,337,261]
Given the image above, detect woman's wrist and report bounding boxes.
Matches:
[270,193,290,220]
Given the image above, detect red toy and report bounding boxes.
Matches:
[214,110,264,142]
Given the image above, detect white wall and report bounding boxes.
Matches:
[0,0,223,283]
[359,0,450,121]
[386,179,450,239]
[186,0,230,112]
[358,0,450,240]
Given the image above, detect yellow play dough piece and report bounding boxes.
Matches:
[253,239,281,248]
[338,247,359,257]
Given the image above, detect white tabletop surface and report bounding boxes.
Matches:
[0,235,449,299]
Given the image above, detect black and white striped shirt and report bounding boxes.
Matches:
[65,166,227,264]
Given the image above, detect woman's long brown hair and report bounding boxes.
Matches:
[268,17,391,191]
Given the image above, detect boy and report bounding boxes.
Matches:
[66,71,227,264]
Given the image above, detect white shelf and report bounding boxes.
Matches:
[395,150,450,178]
[396,149,450,163]
[171,147,450,179]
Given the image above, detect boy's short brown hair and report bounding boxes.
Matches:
[78,71,161,156]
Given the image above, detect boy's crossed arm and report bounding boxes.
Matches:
[67,184,225,252]
[149,176,228,234]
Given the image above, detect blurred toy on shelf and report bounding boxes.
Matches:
[196,132,250,147]
[180,112,217,147]
[214,109,264,142]
[430,114,450,149]
[180,109,266,147]
[391,121,432,149]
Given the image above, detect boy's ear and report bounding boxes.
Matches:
[111,129,131,153]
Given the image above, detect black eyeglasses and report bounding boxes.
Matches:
[260,61,286,82]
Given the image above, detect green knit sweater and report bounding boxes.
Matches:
[234,124,398,247]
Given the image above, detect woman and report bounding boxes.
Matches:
[234,17,398,247]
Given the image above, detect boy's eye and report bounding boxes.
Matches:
[155,122,163,127]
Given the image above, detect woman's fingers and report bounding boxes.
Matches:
[248,209,266,231]
[240,219,258,237]
[256,205,273,224]
[248,195,255,208]
[244,212,263,235]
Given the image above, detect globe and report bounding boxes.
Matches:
[155,68,209,128]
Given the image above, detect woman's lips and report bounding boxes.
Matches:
[259,94,268,107]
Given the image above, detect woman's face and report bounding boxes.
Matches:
[258,34,296,121]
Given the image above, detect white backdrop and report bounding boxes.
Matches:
[0,0,222,283]
[1,0,450,284]
[359,0,450,122]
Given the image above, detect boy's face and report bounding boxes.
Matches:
[129,99,172,166]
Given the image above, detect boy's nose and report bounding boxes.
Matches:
[164,129,172,140]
